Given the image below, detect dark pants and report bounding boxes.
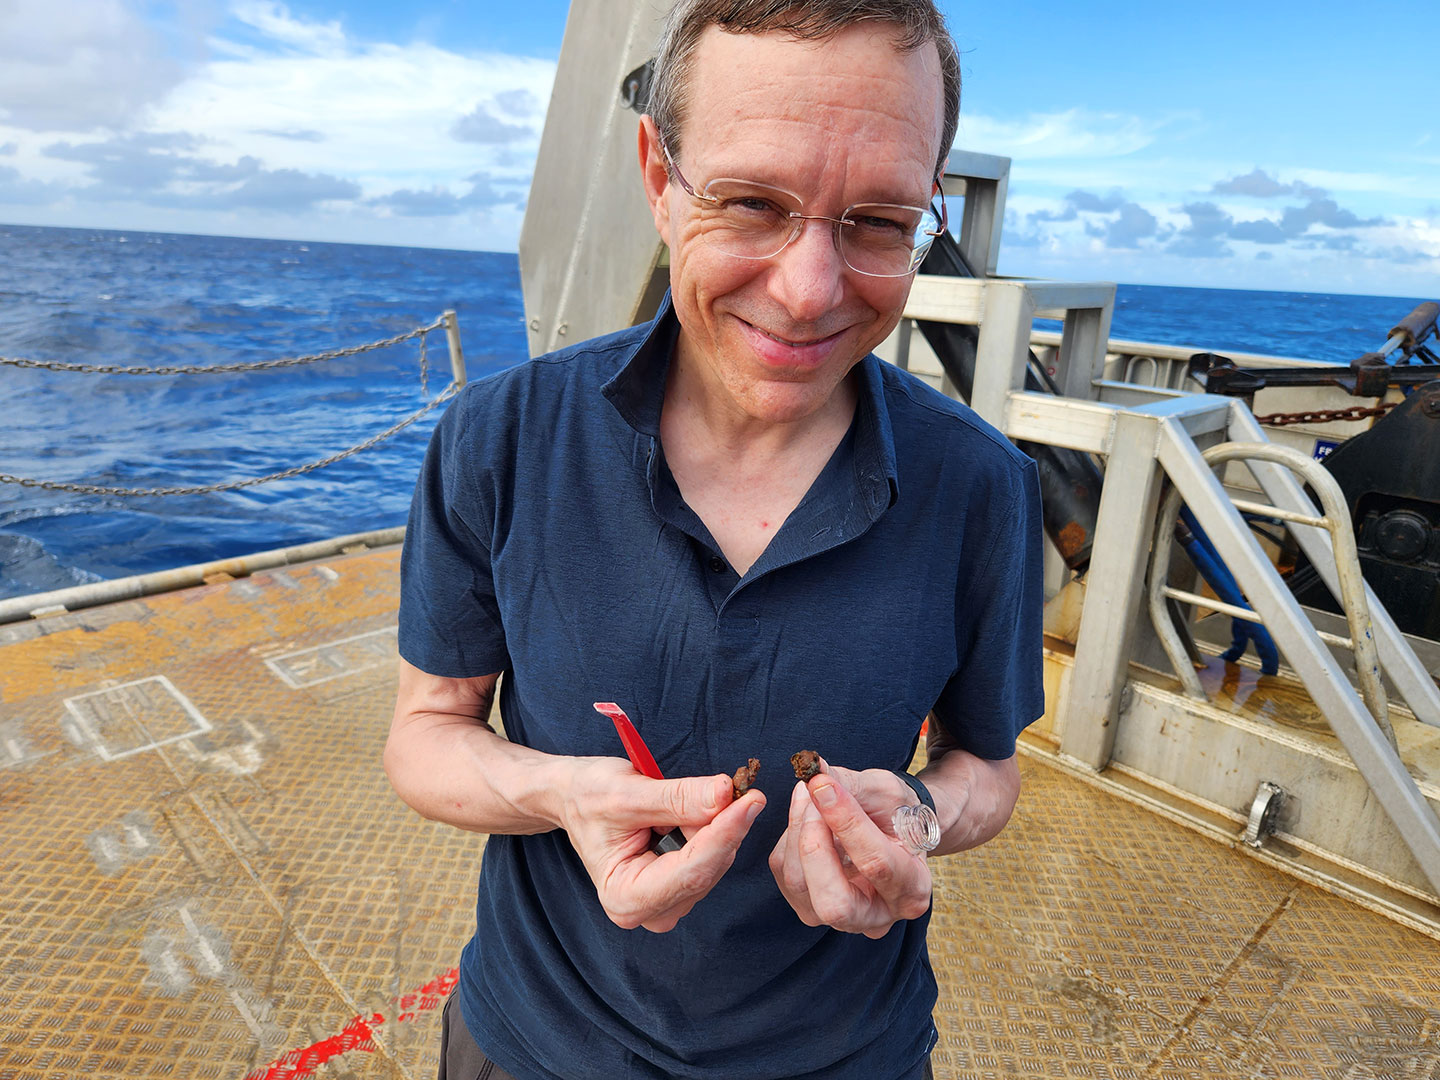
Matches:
[438,990,519,1080]
[437,989,935,1080]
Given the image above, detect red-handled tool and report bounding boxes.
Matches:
[592,702,685,853]
[593,701,663,779]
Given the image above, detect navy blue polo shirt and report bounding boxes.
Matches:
[399,296,1043,1080]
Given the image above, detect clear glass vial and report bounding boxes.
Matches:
[891,803,940,854]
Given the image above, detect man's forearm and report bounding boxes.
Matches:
[384,662,569,834]
[384,713,570,834]
[916,725,1021,857]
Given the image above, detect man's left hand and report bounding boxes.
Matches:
[768,765,932,939]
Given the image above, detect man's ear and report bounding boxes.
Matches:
[637,115,671,239]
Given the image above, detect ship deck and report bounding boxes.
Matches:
[1,545,1437,1080]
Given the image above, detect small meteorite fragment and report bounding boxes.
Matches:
[790,749,821,782]
[731,758,760,799]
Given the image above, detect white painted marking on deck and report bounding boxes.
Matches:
[63,675,212,761]
[0,720,57,769]
[264,625,398,688]
[87,810,162,873]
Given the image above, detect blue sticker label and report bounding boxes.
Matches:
[1313,439,1339,461]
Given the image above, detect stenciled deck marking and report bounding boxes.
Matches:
[0,717,56,769]
[245,966,460,1080]
[264,626,399,689]
[86,809,160,873]
[174,717,268,776]
[140,903,289,1055]
[61,675,212,761]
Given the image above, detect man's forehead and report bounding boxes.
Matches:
[682,23,950,192]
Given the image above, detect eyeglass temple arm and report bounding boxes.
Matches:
[927,175,949,236]
[658,135,721,205]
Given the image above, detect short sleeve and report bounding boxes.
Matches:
[931,457,1045,759]
[398,395,510,678]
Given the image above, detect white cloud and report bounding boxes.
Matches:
[0,0,196,132]
[954,108,1165,160]
[0,1,557,248]
[1370,215,1440,260]
[146,20,554,197]
[228,0,344,55]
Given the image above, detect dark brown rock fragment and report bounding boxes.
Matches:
[731,757,760,799]
[790,749,821,782]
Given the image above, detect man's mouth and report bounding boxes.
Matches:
[756,326,837,348]
[739,319,848,366]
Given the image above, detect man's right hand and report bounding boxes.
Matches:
[556,759,766,933]
[385,659,766,935]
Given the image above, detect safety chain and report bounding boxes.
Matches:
[1253,402,1399,426]
[0,385,458,497]
[0,317,446,376]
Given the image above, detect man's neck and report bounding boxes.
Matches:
[661,339,859,463]
[657,341,859,576]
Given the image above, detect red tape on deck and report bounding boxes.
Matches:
[245,966,460,1080]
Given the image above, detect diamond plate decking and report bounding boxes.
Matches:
[1,546,1436,1079]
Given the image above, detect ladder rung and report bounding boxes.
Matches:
[1163,587,1263,623]
[1230,497,1329,529]
[1164,588,1357,650]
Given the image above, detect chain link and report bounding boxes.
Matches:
[0,313,458,496]
[0,385,458,497]
[1253,402,1399,426]
[0,317,446,376]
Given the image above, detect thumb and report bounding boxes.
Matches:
[648,773,731,828]
[807,774,879,850]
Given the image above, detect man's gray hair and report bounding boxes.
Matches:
[649,0,960,179]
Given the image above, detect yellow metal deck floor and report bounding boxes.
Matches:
[1,546,1437,1079]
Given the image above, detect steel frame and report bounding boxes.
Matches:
[916,276,1440,900]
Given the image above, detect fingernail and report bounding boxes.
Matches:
[745,800,762,824]
[812,780,837,808]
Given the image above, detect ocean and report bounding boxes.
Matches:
[0,221,1426,602]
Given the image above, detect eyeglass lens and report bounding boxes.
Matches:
[696,180,940,277]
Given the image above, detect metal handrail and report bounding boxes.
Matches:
[1147,440,1394,748]
[0,528,405,625]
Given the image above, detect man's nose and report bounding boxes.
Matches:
[767,217,847,320]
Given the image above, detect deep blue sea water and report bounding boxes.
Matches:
[0,222,1427,601]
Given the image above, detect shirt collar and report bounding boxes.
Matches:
[601,292,900,522]
[600,292,680,438]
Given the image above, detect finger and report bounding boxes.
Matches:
[783,783,822,922]
[808,775,930,919]
[608,789,765,928]
[796,787,881,933]
[641,773,733,831]
[768,783,820,926]
[640,895,698,934]
[637,791,762,931]
[806,762,901,830]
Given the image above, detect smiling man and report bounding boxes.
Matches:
[385,3,1044,1079]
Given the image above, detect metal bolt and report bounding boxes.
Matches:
[529,318,540,332]
[557,323,568,336]
[1421,388,1440,418]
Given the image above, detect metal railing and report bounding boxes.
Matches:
[0,312,467,497]
[898,272,1440,901]
[1146,441,1394,748]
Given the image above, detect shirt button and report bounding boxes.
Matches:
[708,556,725,573]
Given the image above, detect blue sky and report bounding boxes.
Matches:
[0,1,1435,295]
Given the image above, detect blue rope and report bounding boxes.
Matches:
[1176,506,1281,675]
